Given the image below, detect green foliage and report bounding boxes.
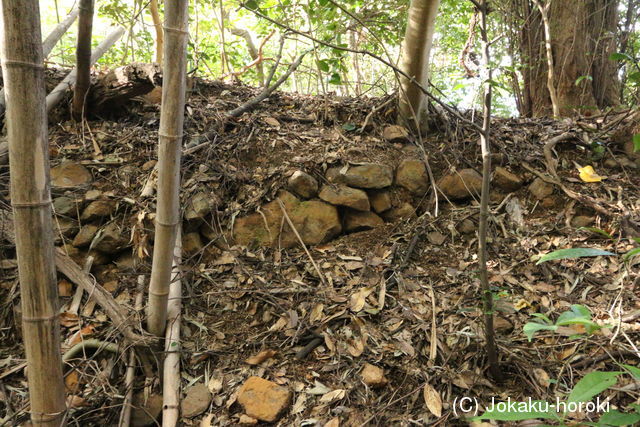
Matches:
[536,248,615,265]
[523,304,604,341]
[474,370,640,426]
[633,134,640,153]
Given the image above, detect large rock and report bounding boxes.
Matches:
[55,218,78,239]
[232,191,300,247]
[396,159,429,195]
[381,203,416,222]
[237,376,291,423]
[92,222,128,254]
[183,232,204,256]
[53,196,79,217]
[181,383,212,418]
[383,125,410,143]
[184,192,212,221]
[287,170,318,199]
[493,167,523,192]
[328,164,393,189]
[368,191,392,213]
[233,192,341,248]
[319,185,370,211]
[72,224,99,248]
[131,393,163,426]
[51,162,92,188]
[528,178,554,200]
[343,210,384,232]
[437,169,483,200]
[80,200,116,221]
[285,200,342,245]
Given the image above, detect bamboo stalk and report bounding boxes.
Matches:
[71,0,95,121]
[162,232,182,426]
[0,1,67,425]
[46,26,125,113]
[149,0,163,65]
[42,8,80,57]
[0,8,78,116]
[147,0,189,337]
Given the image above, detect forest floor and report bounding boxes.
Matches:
[0,76,639,426]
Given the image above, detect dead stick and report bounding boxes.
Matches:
[55,249,156,346]
[522,162,616,217]
[226,48,312,118]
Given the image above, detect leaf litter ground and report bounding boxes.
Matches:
[0,77,638,426]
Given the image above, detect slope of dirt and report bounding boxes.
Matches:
[0,77,639,426]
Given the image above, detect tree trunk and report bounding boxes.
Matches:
[72,0,95,121]
[518,0,620,117]
[1,1,67,425]
[147,0,189,337]
[149,0,163,65]
[398,0,440,131]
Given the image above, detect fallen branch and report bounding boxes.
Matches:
[226,48,312,118]
[55,249,157,347]
[0,8,79,116]
[521,162,617,217]
[46,26,125,113]
[542,132,576,178]
[119,275,147,427]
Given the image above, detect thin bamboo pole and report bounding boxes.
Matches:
[147,0,189,337]
[46,26,125,113]
[1,1,67,425]
[162,232,182,426]
[0,8,78,116]
[149,0,163,65]
[71,0,95,121]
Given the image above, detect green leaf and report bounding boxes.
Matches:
[578,227,613,239]
[623,247,640,261]
[633,134,640,152]
[621,364,640,380]
[317,59,330,72]
[536,248,615,264]
[567,371,621,404]
[523,322,557,341]
[610,52,633,62]
[575,75,593,86]
[342,123,356,131]
[598,410,640,426]
[244,0,259,10]
[473,401,557,421]
[328,72,342,85]
[628,71,640,84]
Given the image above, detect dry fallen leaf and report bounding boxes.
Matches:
[423,383,443,417]
[577,165,605,182]
[310,303,324,323]
[320,389,346,403]
[532,368,551,388]
[350,287,373,312]
[245,349,277,365]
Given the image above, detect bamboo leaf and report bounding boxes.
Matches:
[536,248,614,264]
